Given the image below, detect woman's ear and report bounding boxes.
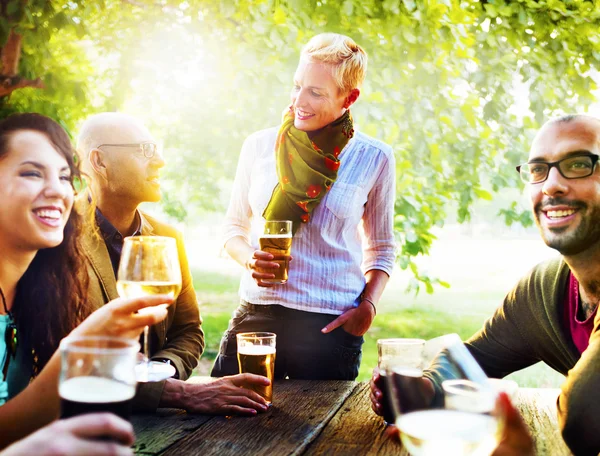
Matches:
[344,88,360,109]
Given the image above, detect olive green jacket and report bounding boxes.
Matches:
[77,198,205,411]
[426,257,599,455]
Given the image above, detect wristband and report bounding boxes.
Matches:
[360,294,376,315]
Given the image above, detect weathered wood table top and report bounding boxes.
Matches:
[132,380,571,455]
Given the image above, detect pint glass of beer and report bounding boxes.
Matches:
[237,332,276,405]
[59,336,139,421]
[377,338,426,424]
[259,220,292,284]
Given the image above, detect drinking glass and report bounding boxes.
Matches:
[117,235,182,382]
[488,378,519,400]
[395,333,497,456]
[258,220,292,284]
[237,332,276,405]
[59,336,139,421]
[442,379,501,455]
[376,338,426,424]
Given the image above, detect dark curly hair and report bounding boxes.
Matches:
[0,113,93,371]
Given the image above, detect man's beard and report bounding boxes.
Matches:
[534,197,600,256]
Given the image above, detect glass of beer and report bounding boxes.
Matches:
[236,332,276,405]
[377,338,427,424]
[59,336,139,421]
[117,235,182,382]
[396,334,498,455]
[258,220,292,284]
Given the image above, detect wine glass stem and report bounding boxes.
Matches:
[143,325,150,364]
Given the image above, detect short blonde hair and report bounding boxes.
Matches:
[301,33,367,94]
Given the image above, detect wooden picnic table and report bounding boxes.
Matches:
[132,379,571,455]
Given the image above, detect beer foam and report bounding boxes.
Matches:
[391,366,423,377]
[261,234,292,238]
[238,345,276,356]
[60,376,135,403]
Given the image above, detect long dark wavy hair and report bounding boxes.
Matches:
[0,113,93,372]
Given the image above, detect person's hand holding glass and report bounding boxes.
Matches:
[248,220,293,287]
[116,236,182,382]
[375,338,427,424]
[394,334,500,456]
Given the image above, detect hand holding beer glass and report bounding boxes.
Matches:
[255,220,292,285]
[59,336,139,422]
[116,236,182,382]
[237,332,276,406]
[376,338,427,424]
[395,334,498,456]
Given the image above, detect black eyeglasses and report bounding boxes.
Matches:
[97,142,158,159]
[516,154,599,184]
[2,320,17,381]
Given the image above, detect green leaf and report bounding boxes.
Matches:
[473,188,493,201]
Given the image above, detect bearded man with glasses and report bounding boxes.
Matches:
[371,114,600,456]
[75,113,271,417]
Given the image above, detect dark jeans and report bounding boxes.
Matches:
[210,302,363,380]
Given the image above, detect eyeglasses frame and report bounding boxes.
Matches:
[96,142,158,159]
[516,153,600,184]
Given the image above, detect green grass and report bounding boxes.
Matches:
[194,270,564,388]
[192,269,240,295]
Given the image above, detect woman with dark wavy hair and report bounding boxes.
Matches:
[0,113,173,451]
[0,113,91,398]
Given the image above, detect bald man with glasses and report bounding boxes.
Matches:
[76,113,271,416]
[372,114,600,456]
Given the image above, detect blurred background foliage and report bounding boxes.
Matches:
[1,0,599,292]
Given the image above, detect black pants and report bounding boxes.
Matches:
[210,302,363,380]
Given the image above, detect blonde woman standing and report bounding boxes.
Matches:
[213,33,396,380]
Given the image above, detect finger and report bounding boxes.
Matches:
[224,394,269,411]
[121,310,169,330]
[253,250,274,260]
[254,260,280,270]
[66,413,135,446]
[370,393,383,415]
[252,271,277,280]
[370,378,382,396]
[108,295,174,315]
[230,373,271,387]
[321,313,349,333]
[257,281,276,288]
[64,440,134,456]
[222,405,260,416]
[384,425,400,441]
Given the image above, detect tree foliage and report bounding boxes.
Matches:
[2,0,600,292]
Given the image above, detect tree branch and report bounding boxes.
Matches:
[0,76,44,97]
[1,28,22,76]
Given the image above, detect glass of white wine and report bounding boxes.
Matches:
[117,236,182,382]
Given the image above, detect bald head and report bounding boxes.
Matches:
[531,114,600,159]
[76,113,153,173]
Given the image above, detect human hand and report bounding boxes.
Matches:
[321,300,375,336]
[370,367,434,417]
[492,392,534,456]
[370,366,384,416]
[161,374,271,416]
[246,250,292,288]
[71,295,173,340]
[0,413,134,456]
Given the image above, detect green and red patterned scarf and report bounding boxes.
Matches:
[263,107,354,234]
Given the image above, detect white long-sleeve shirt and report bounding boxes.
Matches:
[224,127,396,315]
